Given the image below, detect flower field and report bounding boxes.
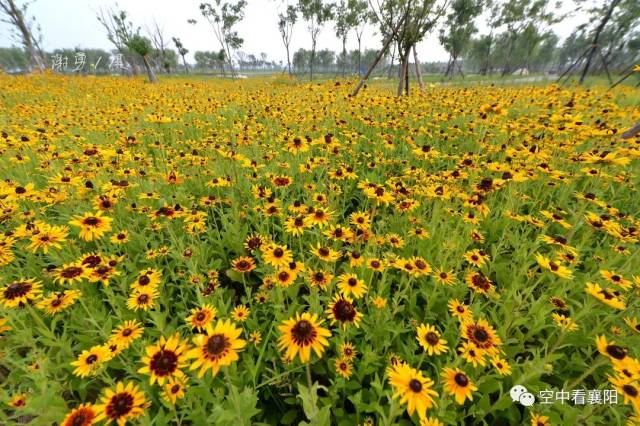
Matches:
[1,73,639,425]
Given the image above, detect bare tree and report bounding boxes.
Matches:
[277,4,298,75]
[96,7,139,75]
[147,19,170,73]
[0,0,45,72]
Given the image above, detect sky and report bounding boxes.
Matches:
[0,0,590,64]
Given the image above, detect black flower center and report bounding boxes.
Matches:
[206,334,229,356]
[71,412,88,426]
[4,282,31,299]
[606,345,626,360]
[82,217,100,226]
[425,332,440,345]
[409,379,422,393]
[61,267,83,278]
[623,384,638,397]
[150,349,178,376]
[333,299,356,322]
[454,372,469,387]
[107,393,134,418]
[291,320,316,346]
[82,255,102,267]
[472,328,489,342]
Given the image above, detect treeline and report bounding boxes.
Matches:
[460,0,640,77]
[1,0,638,89]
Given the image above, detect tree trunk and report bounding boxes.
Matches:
[622,122,640,139]
[286,44,292,75]
[310,38,316,81]
[181,54,189,74]
[481,30,493,76]
[450,56,458,80]
[413,45,424,92]
[443,57,450,77]
[142,55,158,83]
[357,36,362,75]
[342,36,347,77]
[397,53,408,96]
[579,0,622,84]
[404,53,410,96]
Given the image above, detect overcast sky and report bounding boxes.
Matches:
[0,0,589,64]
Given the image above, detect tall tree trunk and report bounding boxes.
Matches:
[579,0,622,84]
[181,54,189,74]
[481,31,493,76]
[286,44,292,75]
[404,52,410,96]
[310,37,316,81]
[444,56,453,78]
[413,45,424,92]
[450,55,458,80]
[356,35,362,75]
[142,55,158,83]
[342,36,347,77]
[397,53,408,96]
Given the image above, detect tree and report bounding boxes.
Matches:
[0,46,29,71]
[439,0,483,79]
[0,0,45,72]
[370,0,449,96]
[278,5,298,74]
[96,8,139,75]
[126,34,158,83]
[199,1,247,78]
[350,0,370,74]
[298,0,334,80]
[578,0,622,84]
[277,4,298,75]
[351,4,410,97]
[172,37,190,74]
[147,19,171,73]
[334,0,353,75]
[496,0,560,76]
[477,0,500,75]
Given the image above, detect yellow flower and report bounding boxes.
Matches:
[94,381,148,426]
[187,320,246,377]
[387,362,438,420]
[416,324,448,355]
[442,367,478,404]
[139,334,189,385]
[69,211,113,241]
[278,312,331,363]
